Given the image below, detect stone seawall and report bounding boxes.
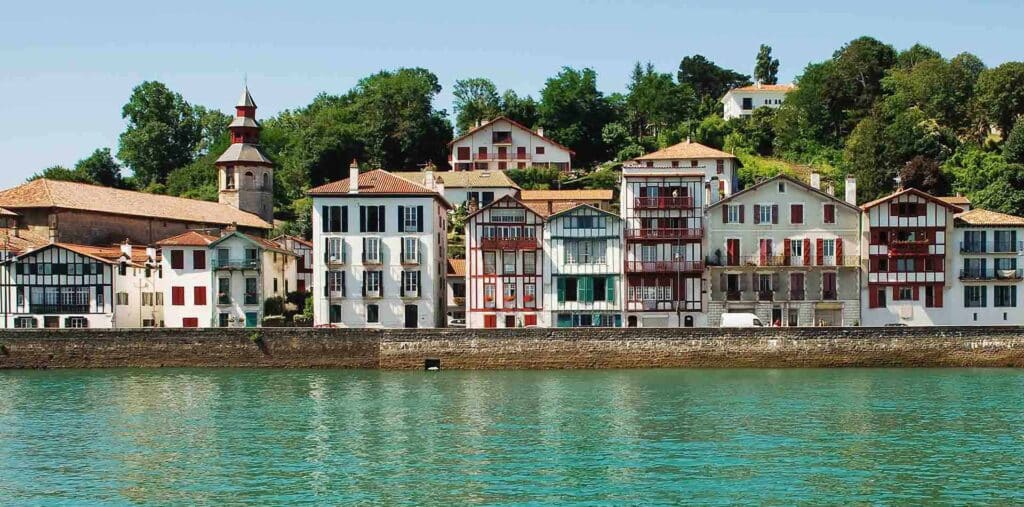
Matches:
[0,327,1022,369]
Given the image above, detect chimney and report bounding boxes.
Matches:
[809,171,821,190]
[825,184,835,196]
[119,240,132,260]
[844,175,857,206]
[224,222,237,236]
[146,246,157,264]
[536,127,544,138]
[434,175,445,197]
[348,159,359,194]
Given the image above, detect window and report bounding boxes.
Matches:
[191,250,206,270]
[14,317,37,328]
[965,286,986,307]
[116,292,129,306]
[742,97,753,110]
[717,159,724,174]
[536,146,545,155]
[778,182,786,193]
[994,230,1017,252]
[822,272,837,300]
[366,304,379,323]
[245,249,258,263]
[218,278,230,304]
[364,271,382,296]
[402,271,420,297]
[217,248,230,266]
[481,191,495,206]
[155,292,163,306]
[822,239,835,259]
[244,278,258,305]
[823,204,836,224]
[503,283,517,305]
[142,292,153,306]
[524,283,537,307]
[328,271,345,295]
[790,204,803,224]
[483,251,497,275]
[503,251,516,274]
[894,286,914,301]
[568,215,606,229]
[484,283,496,308]
[896,258,915,272]
[170,250,184,269]
[758,204,773,224]
[363,237,381,264]
[791,239,803,259]
[995,286,1016,307]
[565,240,607,264]
[726,205,741,224]
[327,237,344,263]
[523,251,536,275]
[491,211,525,223]
[329,305,342,324]
[65,317,88,328]
[218,313,229,327]
[194,286,207,306]
[360,205,386,233]
[322,205,347,233]
[894,202,924,217]
[402,237,419,264]
[402,206,419,232]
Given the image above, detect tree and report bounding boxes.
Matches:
[975,62,1024,135]
[831,36,897,128]
[754,44,780,84]
[499,90,540,128]
[1005,120,1024,164]
[600,122,631,158]
[881,54,983,134]
[28,165,94,184]
[896,43,942,69]
[538,67,615,167]
[452,78,501,133]
[694,115,730,149]
[74,148,124,188]
[899,156,950,195]
[194,106,232,156]
[677,54,750,117]
[626,62,694,140]
[505,166,563,190]
[117,81,203,185]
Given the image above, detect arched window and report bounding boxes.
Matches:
[245,171,254,189]
[262,172,270,190]
[225,168,235,190]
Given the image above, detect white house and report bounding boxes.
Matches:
[274,234,313,293]
[543,204,624,327]
[393,170,520,209]
[705,174,862,327]
[721,83,796,120]
[0,242,162,328]
[446,258,466,325]
[449,117,573,172]
[309,164,450,328]
[950,208,1024,324]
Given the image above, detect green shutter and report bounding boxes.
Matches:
[577,277,591,303]
[981,286,988,307]
[606,277,615,302]
[557,277,566,303]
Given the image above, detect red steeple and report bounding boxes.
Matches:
[216,86,272,167]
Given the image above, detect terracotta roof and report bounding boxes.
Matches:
[206,231,296,256]
[447,258,465,277]
[215,143,273,165]
[273,234,313,248]
[448,116,576,155]
[392,170,519,189]
[955,208,1024,227]
[0,207,18,216]
[54,243,158,267]
[0,229,48,255]
[155,230,219,247]
[724,83,796,94]
[308,169,452,208]
[547,203,621,220]
[0,179,272,229]
[632,140,736,161]
[467,194,547,219]
[708,174,859,211]
[939,195,971,206]
[523,201,553,217]
[520,189,613,201]
[859,187,963,212]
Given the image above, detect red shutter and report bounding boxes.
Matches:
[824,204,835,224]
[890,202,899,217]
[934,286,943,307]
[816,239,824,266]
[171,286,185,306]
[182,317,198,328]
[913,285,920,300]
[193,250,206,270]
[771,205,779,224]
[484,315,497,328]
[759,240,766,265]
[722,206,728,223]
[783,238,792,265]
[791,204,803,224]
[803,238,811,265]
[524,314,537,326]
[835,238,843,265]
[739,205,745,223]
[753,205,761,224]
[170,250,184,270]
[194,286,207,306]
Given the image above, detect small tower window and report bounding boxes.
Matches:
[262,172,270,190]
[245,171,255,189]
[225,169,235,190]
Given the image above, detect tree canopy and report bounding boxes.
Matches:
[754,44,780,84]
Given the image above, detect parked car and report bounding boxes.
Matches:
[720,313,764,328]
[448,318,466,328]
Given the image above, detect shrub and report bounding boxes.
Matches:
[264,296,285,316]
[262,315,286,327]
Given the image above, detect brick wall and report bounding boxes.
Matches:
[1,327,1022,369]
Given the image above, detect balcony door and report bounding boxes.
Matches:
[726,239,740,266]
[404,304,418,328]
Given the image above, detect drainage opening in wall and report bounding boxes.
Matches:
[424,358,441,371]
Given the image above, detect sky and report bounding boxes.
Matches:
[1,0,1021,188]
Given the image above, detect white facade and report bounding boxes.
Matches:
[274,235,313,294]
[160,242,214,328]
[450,117,573,172]
[706,175,862,327]
[721,83,795,120]
[310,169,449,328]
[543,205,624,327]
[949,219,1024,325]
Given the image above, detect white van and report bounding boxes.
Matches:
[720,313,764,327]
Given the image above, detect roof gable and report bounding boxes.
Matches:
[308,169,452,208]
[632,140,736,161]
[546,203,621,221]
[955,208,1024,227]
[859,187,963,212]
[467,194,545,219]
[448,116,575,155]
[708,174,859,211]
[392,170,519,189]
[520,189,614,201]
[155,230,219,247]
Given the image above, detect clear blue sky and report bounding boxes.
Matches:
[1,0,1021,188]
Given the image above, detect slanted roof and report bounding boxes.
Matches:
[0,179,272,229]
[215,143,272,165]
[448,116,575,155]
[467,194,546,219]
[955,208,1024,227]
[546,202,621,221]
[724,83,796,95]
[520,189,613,202]
[0,229,48,255]
[392,170,519,189]
[708,174,860,211]
[228,116,259,128]
[859,187,963,212]
[155,230,219,247]
[0,207,18,216]
[15,242,158,267]
[272,234,313,249]
[447,258,466,277]
[308,169,452,209]
[208,231,295,256]
[939,195,971,206]
[238,87,256,108]
[633,139,736,161]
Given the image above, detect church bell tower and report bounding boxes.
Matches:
[215,86,274,224]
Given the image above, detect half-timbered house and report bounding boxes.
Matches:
[465,195,545,328]
[543,204,623,327]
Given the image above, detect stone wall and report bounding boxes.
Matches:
[0,327,1022,369]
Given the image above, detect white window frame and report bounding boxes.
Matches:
[365,270,381,295]
[726,205,741,224]
[402,237,419,264]
[790,239,803,259]
[403,271,419,295]
[327,237,344,263]
[365,237,381,264]
[758,204,773,224]
[328,270,344,295]
[502,251,516,274]
[403,206,418,231]
[822,239,836,258]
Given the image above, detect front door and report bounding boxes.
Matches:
[504,315,516,328]
[404,304,418,328]
[244,312,258,328]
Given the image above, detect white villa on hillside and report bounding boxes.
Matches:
[449,117,573,172]
[721,83,796,120]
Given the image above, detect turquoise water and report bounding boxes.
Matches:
[0,369,1022,505]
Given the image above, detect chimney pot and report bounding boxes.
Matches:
[844,175,858,206]
[348,159,360,193]
[536,127,545,138]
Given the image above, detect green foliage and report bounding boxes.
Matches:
[75,148,125,188]
[975,62,1024,135]
[694,115,729,149]
[449,203,469,233]
[625,62,694,141]
[676,54,750,117]
[264,296,285,316]
[601,122,631,158]
[303,294,313,319]
[539,67,615,168]
[895,44,942,70]
[499,90,540,127]
[505,166,564,190]
[452,78,501,133]
[29,165,94,184]
[117,81,203,185]
[1004,120,1024,164]
[735,153,797,188]
[580,166,620,190]
[754,44,780,85]
[899,156,950,195]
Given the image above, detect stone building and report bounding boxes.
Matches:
[215,87,275,224]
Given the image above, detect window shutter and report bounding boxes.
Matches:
[378,206,386,232]
[890,202,898,217]
[869,287,878,308]
[557,277,566,302]
[362,273,367,297]
[722,206,728,223]
[324,272,329,297]
[935,285,943,307]
[772,272,780,291]
[771,205,779,224]
[835,238,843,265]
[359,206,366,232]
[1011,286,1017,307]
[816,239,824,266]
[913,285,920,301]
[362,238,366,263]
[606,277,615,302]
[417,206,424,232]
[341,206,348,233]
[739,205,745,223]
[417,271,422,297]
[400,272,406,297]
[759,239,767,265]
[321,206,329,233]
[719,273,726,292]
[981,286,987,307]
[400,239,406,263]
[803,238,811,266]
[783,238,791,265]
[397,206,405,233]
[791,204,803,224]
[753,204,761,224]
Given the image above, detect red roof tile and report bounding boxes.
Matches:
[308,169,451,208]
[448,116,576,155]
[155,230,219,246]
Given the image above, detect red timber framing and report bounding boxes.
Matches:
[465,196,544,323]
[862,188,963,309]
[622,175,704,312]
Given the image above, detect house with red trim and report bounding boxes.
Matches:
[449,117,573,172]
[705,174,862,326]
[465,195,545,328]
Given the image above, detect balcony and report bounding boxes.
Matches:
[710,255,860,268]
[960,241,987,253]
[473,151,531,161]
[325,252,346,265]
[994,241,1024,253]
[625,260,703,273]
[726,290,742,301]
[625,228,703,241]
[962,241,1024,253]
[790,290,806,301]
[634,196,695,210]
[888,239,930,256]
[959,268,1024,281]
[822,290,837,301]
[480,237,540,250]
[28,304,90,314]
[757,290,774,302]
[213,258,260,270]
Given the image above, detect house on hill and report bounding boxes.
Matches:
[721,83,796,120]
[449,117,573,172]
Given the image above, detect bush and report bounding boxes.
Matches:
[264,296,285,316]
[262,315,286,327]
[293,314,312,327]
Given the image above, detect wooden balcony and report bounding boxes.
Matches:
[633,196,695,210]
[480,237,540,250]
[625,260,704,273]
[888,239,930,256]
[625,228,703,241]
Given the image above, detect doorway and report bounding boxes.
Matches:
[771,307,782,326]
[404,304,418,328]
[504,315,516,328]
